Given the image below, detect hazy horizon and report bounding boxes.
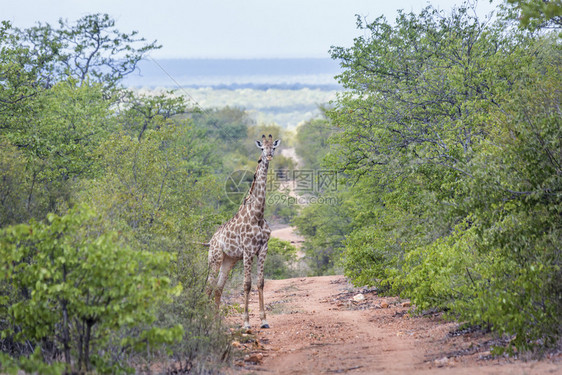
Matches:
[123,57,343,90]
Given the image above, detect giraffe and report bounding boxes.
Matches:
[207,134,280,329]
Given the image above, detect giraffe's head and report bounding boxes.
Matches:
[255,134,281,161]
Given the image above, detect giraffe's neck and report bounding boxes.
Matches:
[244,157,269,216]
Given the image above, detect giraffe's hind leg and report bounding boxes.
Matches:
[242,254,253,329]
[214,255,238,309]
[206,245,222,302]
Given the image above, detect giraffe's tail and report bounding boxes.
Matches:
[190,241,211,247]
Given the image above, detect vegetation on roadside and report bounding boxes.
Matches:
[0,14,295,374]
[293,0,562,354]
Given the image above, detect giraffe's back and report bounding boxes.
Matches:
[209,218,271,260]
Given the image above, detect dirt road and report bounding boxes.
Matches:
[230,275,560,375]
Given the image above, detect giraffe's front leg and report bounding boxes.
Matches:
[243,255,253,330]
[257,243,270,329]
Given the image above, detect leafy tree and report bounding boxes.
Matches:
[294,117,335,170]
[0,15,160,223]
[9,79,113,178]
[17,13,160,89]
[505,0,562,29]
[0,79,115,220]
[454,36,562,350]
[0,13,237,372]
[0,21,47,114]
[117,90,188,141]
[81,124,223,245]
[326,3,506,280]
[326,0,561,352]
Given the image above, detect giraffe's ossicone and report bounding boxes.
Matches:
[206,134,280,329]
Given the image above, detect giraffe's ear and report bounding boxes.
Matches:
[255,140,264,149]
[273,139,281,148]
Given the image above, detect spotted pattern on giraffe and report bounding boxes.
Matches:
[206,134,280,329]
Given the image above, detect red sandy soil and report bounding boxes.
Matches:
[228,275,561,375]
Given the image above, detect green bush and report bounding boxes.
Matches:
[155,248,232,373]
[294,192,351,276]
[0,205,183,374]
[265,237,299,279]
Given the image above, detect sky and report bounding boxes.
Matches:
[3,0,499,59]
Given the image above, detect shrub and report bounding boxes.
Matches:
[265,237,299,279]
[0,205,183,374]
